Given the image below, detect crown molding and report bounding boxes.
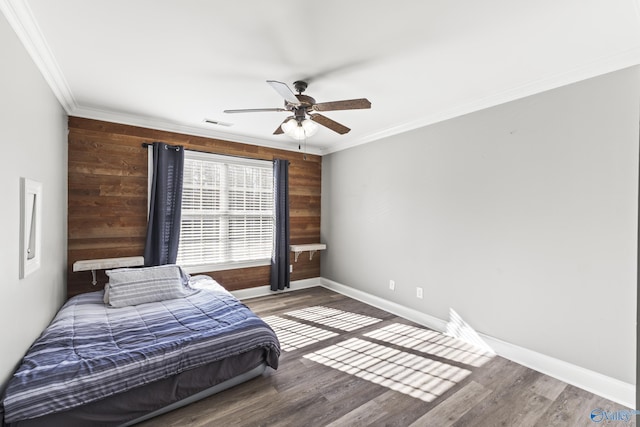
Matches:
[0,0,76,113]
[323,46,640,155]
[0,0,322,155]
[5,0,640,157]
[82,43,640,158]
[71,105,324,156]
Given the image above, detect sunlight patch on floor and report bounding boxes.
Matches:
[262,316,339,351]
[364,323,494,367]
[304,338,471,402]
[285,306,382,331]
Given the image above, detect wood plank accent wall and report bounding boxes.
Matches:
[68,117,322,298]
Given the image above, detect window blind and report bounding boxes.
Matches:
[177,151,273,271]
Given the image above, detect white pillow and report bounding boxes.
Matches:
[105,264,190,308]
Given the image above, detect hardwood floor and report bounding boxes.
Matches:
[138,287,635,427]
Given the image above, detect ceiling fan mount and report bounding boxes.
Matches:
[224,80,371,139]
[292,80,308,94]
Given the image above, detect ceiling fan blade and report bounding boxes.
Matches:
[313,98,371,111]
[310,114,351,135]
[224,108,287,113]
[266,80,300,105]
[273,118,287,135]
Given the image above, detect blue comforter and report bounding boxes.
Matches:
[1,278,280,423]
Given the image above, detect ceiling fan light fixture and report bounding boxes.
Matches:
[281,117,319,140]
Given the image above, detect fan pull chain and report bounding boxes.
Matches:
[299,130,308,161]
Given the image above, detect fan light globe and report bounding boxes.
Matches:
[282,118,319,140]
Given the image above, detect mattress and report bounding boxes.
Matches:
[1,276,280,426]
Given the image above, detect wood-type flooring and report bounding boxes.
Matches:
[138,287,635,427]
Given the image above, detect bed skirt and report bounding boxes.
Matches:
[6,348,269,427]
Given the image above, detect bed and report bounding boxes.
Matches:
[0,265,280,426]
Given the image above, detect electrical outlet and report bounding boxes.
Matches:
[289,264,293,273]
[389,280,395,291]
[416,287,423,299]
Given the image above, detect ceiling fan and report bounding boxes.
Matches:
[224,80,371,140]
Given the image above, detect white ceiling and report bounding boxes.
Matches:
[3,0,640,155]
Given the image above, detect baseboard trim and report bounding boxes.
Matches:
[318,277,635,409]
[233,276,634,408]
[482,334,636,410]
[230,277,322,300]
[319,277,449,332]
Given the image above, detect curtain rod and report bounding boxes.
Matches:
[141,142,182,150]
[140,142,281,163]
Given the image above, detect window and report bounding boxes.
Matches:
[176,151,273,272]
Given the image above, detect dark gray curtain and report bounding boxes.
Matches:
[270,159,290,291]
[144,142,184,266]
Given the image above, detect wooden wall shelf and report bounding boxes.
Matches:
[290,244,326,262]
[73,256,145,286]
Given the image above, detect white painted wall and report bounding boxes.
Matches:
[0,13,67,387]
[321,67,639,385]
